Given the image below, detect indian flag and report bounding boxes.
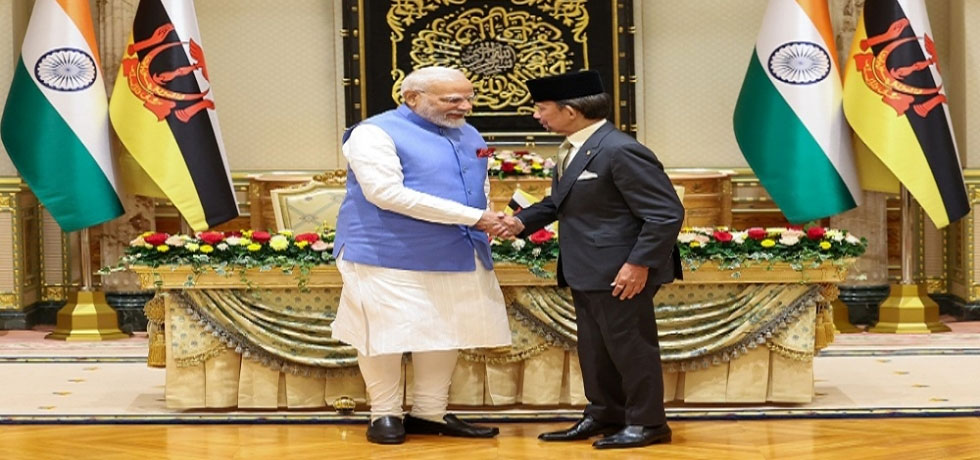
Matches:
[0,0,124,232]
[733,0,861,223]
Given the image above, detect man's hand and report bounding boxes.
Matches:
[475,211,525,238]
[474,210,506,236]
[611,262,649,300]
[496,215,524,238]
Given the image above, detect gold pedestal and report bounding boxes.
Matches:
[869,284,950,334]
[831,299,861,333]
[45,291,130,341]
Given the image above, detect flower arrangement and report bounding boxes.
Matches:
[105,229,335,289]
[490,227,559,277]
[489,149,555,179]
[677,226,867,271]
[107,225,867,286]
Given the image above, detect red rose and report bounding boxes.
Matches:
[807,227,826,240]
[199,231,224,245]
[713,231,733,243]
[477,147,496,158]
[251,231,271,243]
[144,233,168,246]
[747,227,767,240]
[501,161,516,172]
[295,232,320,244]
[528,229,555,244]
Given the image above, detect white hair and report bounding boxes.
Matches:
[400,66,467,96]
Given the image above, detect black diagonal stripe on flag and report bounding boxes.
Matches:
[132,0,237,228]
[864,0,969,223]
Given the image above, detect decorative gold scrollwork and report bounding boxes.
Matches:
[312,170,348,187]
[387,1,590,114]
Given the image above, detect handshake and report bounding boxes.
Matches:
[475,210,525,238]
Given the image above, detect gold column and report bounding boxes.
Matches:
[830,192,889,333]
[0,181,41,325]
[827,0,871,333]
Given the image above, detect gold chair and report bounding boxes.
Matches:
[270,170,347,233]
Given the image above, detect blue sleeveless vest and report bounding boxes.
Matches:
[333,105,493,271]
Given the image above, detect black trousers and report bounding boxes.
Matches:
[571,285,666,426]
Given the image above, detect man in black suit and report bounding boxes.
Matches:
[498,70,684,449]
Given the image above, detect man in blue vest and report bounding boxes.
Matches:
[331,67,513,445]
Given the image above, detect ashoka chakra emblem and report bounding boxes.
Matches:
[767,41,831,85]
[34,48,97,92]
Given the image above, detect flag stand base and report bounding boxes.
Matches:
[831,299,862,333]
[868,284,950,334]
[45,291,130,341]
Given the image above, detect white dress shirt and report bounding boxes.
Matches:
[561,119,607,168]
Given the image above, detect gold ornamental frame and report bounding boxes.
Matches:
[342,0,636,143]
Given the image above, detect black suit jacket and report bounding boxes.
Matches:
[517,123,684,291]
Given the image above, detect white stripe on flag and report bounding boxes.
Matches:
[754,0,860,200]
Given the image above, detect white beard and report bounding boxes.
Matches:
[416,103,466,128]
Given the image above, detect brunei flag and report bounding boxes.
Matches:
[842,0,968,228]
[109,0,237,231]
[506,188,540,215]
[733,0,861,223]
[1,0,124,232]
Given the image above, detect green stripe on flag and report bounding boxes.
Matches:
[734,52,855,223]
[1,58,123,232]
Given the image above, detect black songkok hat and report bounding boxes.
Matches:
[526,70,605,102]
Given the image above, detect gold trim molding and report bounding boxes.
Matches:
[0,293,16,308]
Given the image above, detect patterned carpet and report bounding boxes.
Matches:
[2,323,979,423]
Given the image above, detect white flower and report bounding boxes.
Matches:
[543,158,556,169]
[129,236,146,247]
[826,229,845,242]
[311,241,329,251]
[677,233,697,243]
[694,234,711,244]
[731,231,747,244]
[165,235,186,247]
[216,243,229,251]
[225,236,242,246]
[779,234,800,246]
[845,234,861,245]
[531,247,542,257]
[511,239,526,250]
[782,229,804,239]
[766,227,787,235]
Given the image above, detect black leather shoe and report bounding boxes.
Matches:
[538,415,623,441]
[366,416,406,444]
[403,414,499,438]
[593,424,672,449]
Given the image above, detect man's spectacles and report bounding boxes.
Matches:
[418,91,475,105]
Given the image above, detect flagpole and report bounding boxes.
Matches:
[869,186,950,333]
[45,227,128,341]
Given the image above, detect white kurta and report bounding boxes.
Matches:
[330,124,512,356]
